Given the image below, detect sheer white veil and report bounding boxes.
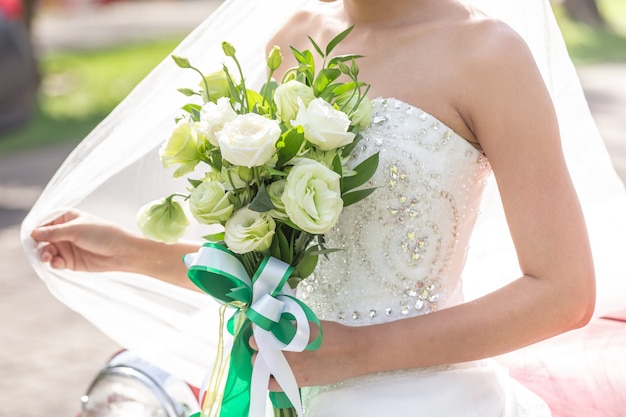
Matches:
[20,0,626,387]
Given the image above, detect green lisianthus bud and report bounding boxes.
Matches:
[222,42,236,57]
[171,55,191,69]
[336,92,373,129]
[267,46,282,71]
[273,80,315,124]
[200,70,231,103]
[136,197,189,243]
[159,122,202,178]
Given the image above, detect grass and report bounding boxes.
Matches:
[0,37,183,155]
[553,0,626,64]
[1,2,625,156]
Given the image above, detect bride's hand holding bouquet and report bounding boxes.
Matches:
[137,27,378,417]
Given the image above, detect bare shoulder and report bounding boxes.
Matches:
[448,8,551,142]
[456,10,538,78]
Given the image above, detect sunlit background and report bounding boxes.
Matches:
[1,0,625,152]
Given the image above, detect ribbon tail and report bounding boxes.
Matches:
[218,321,254,417]
[255,328,304,417]
[249,354,272,417]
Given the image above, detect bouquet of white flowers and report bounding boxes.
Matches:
[137,27,378,417]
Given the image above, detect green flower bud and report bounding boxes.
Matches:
[222,42,236,58]
[200,70,231,103]
[267,46,282,71]
[159,122,202,178]
[171,55,191,69]
[136,197,189,243]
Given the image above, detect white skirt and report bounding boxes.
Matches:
[300,360,551,417]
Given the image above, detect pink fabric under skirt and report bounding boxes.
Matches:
[501,311,626,417]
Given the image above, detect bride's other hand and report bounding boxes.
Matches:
[30,209,134,272]
[249,320,360,389]
[30,209,203,291]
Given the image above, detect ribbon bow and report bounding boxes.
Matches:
[184,242,322,417]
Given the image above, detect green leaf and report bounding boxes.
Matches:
[292,252,319,279]
[307,35,325,58]
[182,103,202,121]
[341,152,379,193]
[342,187,377,207]
[171,55,191,68]
[203,231,225,242]
[277,226,291,264]
[331,81,367,97]
[341,130,362,157]
[289,47,315,85]
[269,228,283,260]
[209,148,223,171]
[313,68,342,97]
[260,79,278,102]
[328,54,365,68]
[222,65,242,108]
[246,89,264,112]
[187,178,203,188]
[326,25,355,56]
[248,183,275,212]
[331,153,342,176]
[275,127,305,169]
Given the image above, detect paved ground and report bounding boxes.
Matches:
[0,2,624,416]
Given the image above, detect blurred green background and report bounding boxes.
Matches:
[0,0,625,155]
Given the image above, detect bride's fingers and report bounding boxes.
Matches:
[31,221,78,244]
[38,243,58,262]
[249,335,259,351]
[39,243,71,269]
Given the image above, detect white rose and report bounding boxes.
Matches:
[189,181,234,225]
[217,113,281,167]
[274,80,315,124]
[224,207,276,254]
[283,159,343,234]
[292,97,356,151]
[197,97,237,147]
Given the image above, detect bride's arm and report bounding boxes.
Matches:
[31,210,202,292]
[269,21,595,389]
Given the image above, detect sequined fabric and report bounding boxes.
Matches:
[298,97,491,325]
[299,98,551,417]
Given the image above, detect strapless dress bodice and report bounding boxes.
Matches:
[298,97,492,325]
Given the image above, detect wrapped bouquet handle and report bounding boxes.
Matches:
[184,243,322,417]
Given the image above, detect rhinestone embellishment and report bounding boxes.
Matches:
[297,98,491,325]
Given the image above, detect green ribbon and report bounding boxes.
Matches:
[184,242,322,417]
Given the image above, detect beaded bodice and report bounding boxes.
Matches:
[298,98,491,326]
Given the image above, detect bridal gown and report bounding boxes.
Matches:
[296,97,552,417]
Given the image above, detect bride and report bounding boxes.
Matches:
[23,0,624,415]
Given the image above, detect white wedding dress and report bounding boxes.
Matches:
[297,97,551,416]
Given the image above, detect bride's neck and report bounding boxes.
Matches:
[339,0,454,27]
